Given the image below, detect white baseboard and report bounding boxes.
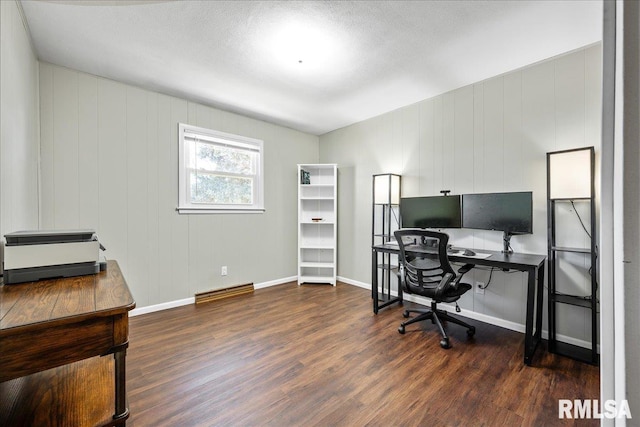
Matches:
[338,276,371,290]
[130,276,297,317]
[254,275,297,289]
[337,275,597,351]
[130,297,195,317]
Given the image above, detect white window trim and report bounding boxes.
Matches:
[177,123,265,214]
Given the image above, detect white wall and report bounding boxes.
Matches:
[39,63,318,308]
[320,44,601,344]
[0,0,40,238]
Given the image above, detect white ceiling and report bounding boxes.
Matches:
[20,0,602,135]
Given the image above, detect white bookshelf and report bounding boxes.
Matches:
[298,164,337,285]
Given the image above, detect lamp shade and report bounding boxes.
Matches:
[548,147,593,199]
[374,174,401,204]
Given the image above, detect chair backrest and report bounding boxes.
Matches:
[393,229,456,296]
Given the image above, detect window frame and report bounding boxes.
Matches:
[177,123,265,214]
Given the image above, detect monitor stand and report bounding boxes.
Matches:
[502,231,514,254]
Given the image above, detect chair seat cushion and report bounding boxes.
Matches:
[440,282,472,303]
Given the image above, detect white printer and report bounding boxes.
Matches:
[3,229,105,284]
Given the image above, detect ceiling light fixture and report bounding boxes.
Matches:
[268,20,337,70]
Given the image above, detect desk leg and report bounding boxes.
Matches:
[523,266,544,365]
[372,249,379,314]
[535,264,545,343]
[113,348,129,423]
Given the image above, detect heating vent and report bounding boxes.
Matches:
[195,283,254,304]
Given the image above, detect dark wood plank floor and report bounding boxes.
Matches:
[126,282,599,426]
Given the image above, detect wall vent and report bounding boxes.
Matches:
[195,283,254,304]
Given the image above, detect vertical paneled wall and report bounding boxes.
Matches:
[39,63,319,308]
[320,44,601,343]
[0,0,40,238]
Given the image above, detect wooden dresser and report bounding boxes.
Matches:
[0,260,135,426]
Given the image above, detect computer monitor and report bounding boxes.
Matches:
[461,191,533,235]
[400,195,462,229]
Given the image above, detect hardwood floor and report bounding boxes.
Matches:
[126,282,599,426]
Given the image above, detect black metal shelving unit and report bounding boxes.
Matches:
[372,174,401,306]
[547,147,598,365]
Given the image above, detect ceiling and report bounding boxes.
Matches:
[20,1,602,136]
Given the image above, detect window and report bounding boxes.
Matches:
[178,123,264,214]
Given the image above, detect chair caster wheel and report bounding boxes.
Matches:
[440,338,451,349]
[467,327,476,337]
[402,311,410,318]
[398,326,405,334]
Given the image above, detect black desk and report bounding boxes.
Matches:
[372,244,546,365]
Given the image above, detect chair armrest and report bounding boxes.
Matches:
[439,265,474,295]
[434,273,454,298]
[457,264,475,275]
[450,264,475,291]
[397,262,407,293]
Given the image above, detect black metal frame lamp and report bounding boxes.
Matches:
[547,146,598,364]
[372,173,402,306]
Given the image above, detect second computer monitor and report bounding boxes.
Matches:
[461,191,533,234]
[400,195,462,229]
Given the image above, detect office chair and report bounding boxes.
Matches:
[394,229,476,349]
